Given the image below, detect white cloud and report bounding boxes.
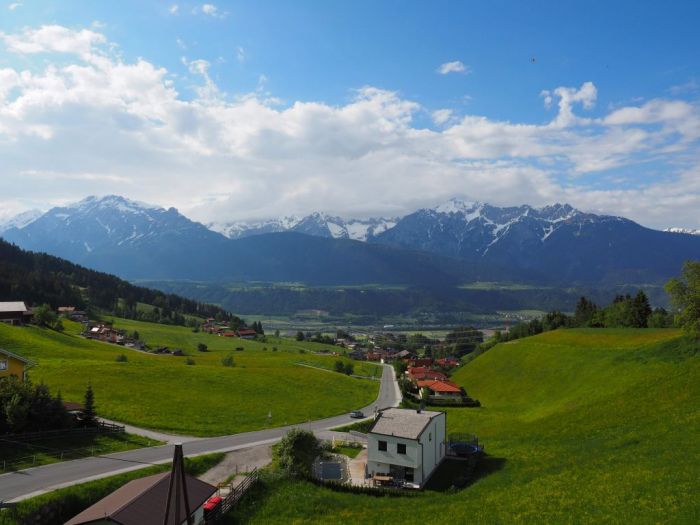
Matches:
[8,2,21,10]
[236,46,245,63]
[432,109,453,125]
[169,4,179,15]
[0,24,107,59]
[0,25,698,229]
[195,3,227,18]
[437,61,469,75]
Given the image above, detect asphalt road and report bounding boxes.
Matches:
[0,364,400,502]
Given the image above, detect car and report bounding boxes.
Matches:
[349,410,364,419]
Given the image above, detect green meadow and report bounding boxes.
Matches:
[230,328,700,524]
[0,320,379,436]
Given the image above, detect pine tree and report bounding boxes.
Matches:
[82,384,97,427]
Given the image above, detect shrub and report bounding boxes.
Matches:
[115,354,128,363]
[274,429,320,478]
[334,360,345,373]
[185,357,196,365]
[272,347,278,352]
[221,354,235,367]
[197,343,208,352]
[344,363,354,376]
[298,349,306,354]
[236,347,244,351]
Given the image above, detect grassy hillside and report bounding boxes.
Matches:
[0,320,379,436]
[230,329,699,524]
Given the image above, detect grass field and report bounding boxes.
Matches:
[0,432,160,471]
[0,319,379,437]
[229,328,700,524]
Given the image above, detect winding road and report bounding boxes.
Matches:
[0,364,400,502]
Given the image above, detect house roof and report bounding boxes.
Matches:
[0,348,35,366]
[417,380,462,393]
[65,471,216,525]
[237,329,257,335]
[0,301,29,313]
[369,407,444,440]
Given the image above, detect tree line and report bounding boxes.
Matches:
[0,239,236,326]
[491,261,700,344]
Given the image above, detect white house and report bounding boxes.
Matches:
[366,407,446,487]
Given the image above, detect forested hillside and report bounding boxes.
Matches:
[0,239,233,322]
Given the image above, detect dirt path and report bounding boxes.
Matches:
[198,444,273,486]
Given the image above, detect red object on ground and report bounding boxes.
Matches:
[204,496,223,511]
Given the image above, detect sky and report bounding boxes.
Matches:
[0,1,699,228]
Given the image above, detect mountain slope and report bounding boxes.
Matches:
[1,196,494,285]
[0,238,232,320]
[210,212,397,241]
[372,199,700,284]
[3,195,231,280]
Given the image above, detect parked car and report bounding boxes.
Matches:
[350,410,364,419]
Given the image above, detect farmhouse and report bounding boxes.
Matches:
[237,329,258,339]
[366,407,446,487]
[0,301,33,325]
[0,348,35,381]
[66,444,216,525]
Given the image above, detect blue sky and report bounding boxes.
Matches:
[0,0,699,228]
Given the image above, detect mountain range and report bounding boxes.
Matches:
[2,195,699,287]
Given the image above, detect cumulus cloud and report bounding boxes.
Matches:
[437,61,469,75]
[169,4,179,15]
[0,25,699,229]
[195,3,227,18]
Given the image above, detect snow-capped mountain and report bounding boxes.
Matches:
[372,199,588,258]
[665,227,700,236]
[0,209,43,234]
[2,194,698,285]
[210,212,397,241]
[1,195,228,279]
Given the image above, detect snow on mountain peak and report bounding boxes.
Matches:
[70,195,161,215]
[665,227,700,235]
[0,209,44,233]
[434,198,482,215]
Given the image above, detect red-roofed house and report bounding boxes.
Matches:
[407,367,448,382]
[237,329,258,339]
[417,379,465,401]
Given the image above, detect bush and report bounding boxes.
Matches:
[197,343,208,352]
[221,354,235,367]
[344,363,354,376]
[236,347,244,351]
[274,429,320,478]
[115,354,128,363]
[185,357,196,365]
[298,349,306,354]
[334,360,345,373]
[272,347,278,352]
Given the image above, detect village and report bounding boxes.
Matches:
[1,298,487,524]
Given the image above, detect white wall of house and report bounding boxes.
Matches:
[367,412,446,486]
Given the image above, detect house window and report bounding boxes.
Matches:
[429,432,432,442]
[378,440,387,451]
[397,443,406,454]
[0,360,7,371]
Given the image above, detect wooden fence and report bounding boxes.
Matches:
[205,468,260,523]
